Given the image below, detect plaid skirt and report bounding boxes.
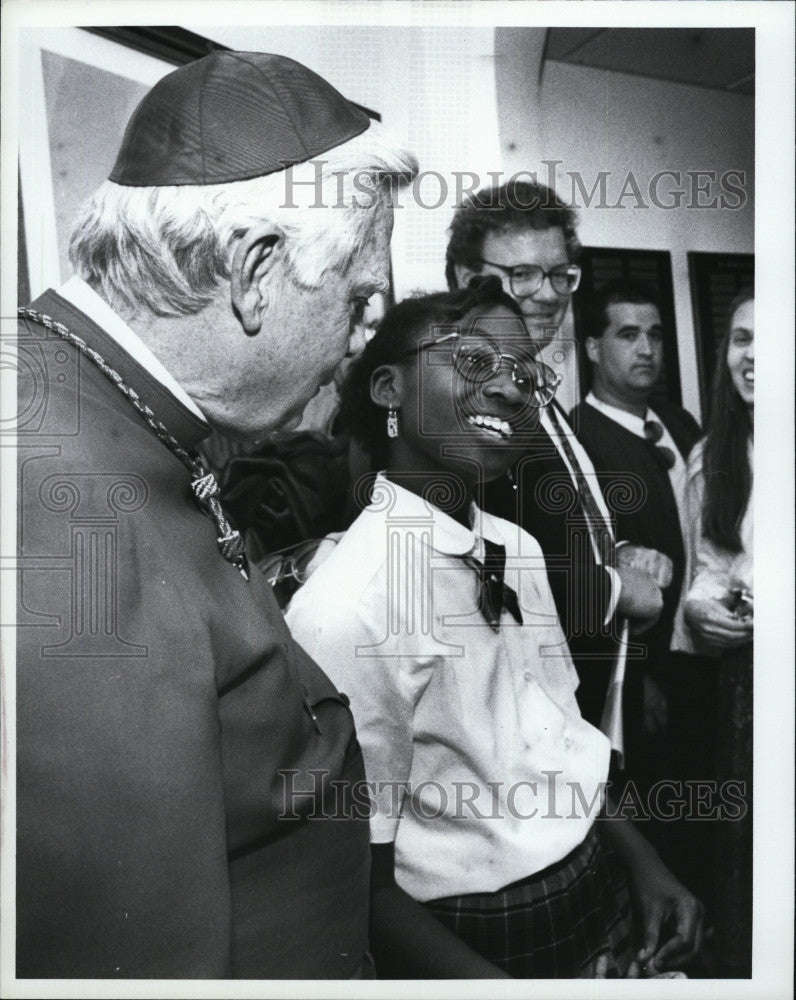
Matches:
[423,825,633,978]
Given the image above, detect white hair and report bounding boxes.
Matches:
[69,122,418,317]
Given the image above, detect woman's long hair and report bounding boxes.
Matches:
[701,287,754,552]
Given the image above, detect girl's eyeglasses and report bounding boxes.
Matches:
[405,332,563,407]
[260,538,330,607]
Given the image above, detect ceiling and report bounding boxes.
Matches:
[544,28,754,95]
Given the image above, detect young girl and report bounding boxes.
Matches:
[286,277,702,978]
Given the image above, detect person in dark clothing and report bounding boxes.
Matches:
[445,181,668,744]
[16,50,417,979]
[570,279,707,902]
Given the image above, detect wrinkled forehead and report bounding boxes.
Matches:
[605,300,662,330]
[730,298,754,329]
[481,224,569,266]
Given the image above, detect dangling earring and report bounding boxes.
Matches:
[387,407,400,439]
[507,467,518,492]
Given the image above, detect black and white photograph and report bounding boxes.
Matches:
[1,1,793,997]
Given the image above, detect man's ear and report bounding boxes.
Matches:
[230,222,285,335]
[454,262,480,290]
[370,364,404,410]
[584,336,601,365]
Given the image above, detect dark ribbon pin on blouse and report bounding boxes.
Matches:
[463,538,524,632]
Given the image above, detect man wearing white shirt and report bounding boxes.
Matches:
[570,279,704,895]
[15,50,416,979]
[570,280,702,690]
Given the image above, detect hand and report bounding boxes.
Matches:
[624,960,687,979]
[627,855,704,972]
[642,675,668,736]
[304,532,345,578]
[615,565,663,634]
[684,597,753,650]
[617,544,674,589]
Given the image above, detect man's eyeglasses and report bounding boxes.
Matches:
[406,332,562,407]
[477,260,582,298]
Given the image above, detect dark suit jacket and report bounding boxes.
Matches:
[482,402,620,725]
[16,291,369,978]
[568,398,702,696]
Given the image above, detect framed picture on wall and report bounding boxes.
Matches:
[17,27,205,301]
[573,246,680,405]
[16,27,248,304]
[17,26,380,304]
[688,250,755,415]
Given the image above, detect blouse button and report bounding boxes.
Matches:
[524,671,532,682]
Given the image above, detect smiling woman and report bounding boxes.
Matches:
[671,288,754,976]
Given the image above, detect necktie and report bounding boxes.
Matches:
[643,419,677,471]
[546,409,626,768]
[547,405,616,567]
[462,538,523,632]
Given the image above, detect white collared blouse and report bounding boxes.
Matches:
[286,475,610,902]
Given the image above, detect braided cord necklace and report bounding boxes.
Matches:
[18,307,249,580]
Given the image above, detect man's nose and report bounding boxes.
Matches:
[636,333,654,356]
[527,275,559,304]
[745,338,755,360]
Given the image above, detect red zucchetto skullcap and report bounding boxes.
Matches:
[109,50,371,186]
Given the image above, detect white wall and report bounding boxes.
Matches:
[539,61,754,418]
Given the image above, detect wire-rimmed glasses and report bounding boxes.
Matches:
[406,332,562,407]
